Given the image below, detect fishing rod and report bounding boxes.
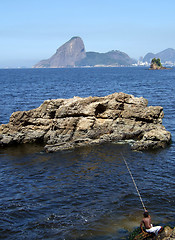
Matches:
[121,153,147,211]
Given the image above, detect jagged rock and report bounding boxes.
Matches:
[0,92,171,152]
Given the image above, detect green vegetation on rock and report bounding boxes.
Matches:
[150,58,166,69]
[151,58,162,67]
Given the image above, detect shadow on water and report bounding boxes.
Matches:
[0,142,45,157]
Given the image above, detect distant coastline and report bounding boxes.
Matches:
[33,37,175,69]
[0,65,174,70]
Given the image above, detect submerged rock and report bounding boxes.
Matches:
[0,92,171,152]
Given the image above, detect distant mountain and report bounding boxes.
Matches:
[143,48,175,63]
[33,37,86,68]
[33,37,136,68]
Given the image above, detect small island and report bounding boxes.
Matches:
[149,58,166,70]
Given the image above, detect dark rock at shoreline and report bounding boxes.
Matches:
[156,226,175,240]
[0,92,171,152]
[130,226,175,240]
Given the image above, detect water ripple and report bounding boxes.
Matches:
[0,68,175,239]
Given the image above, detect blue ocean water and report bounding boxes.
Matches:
[0,67,174,239]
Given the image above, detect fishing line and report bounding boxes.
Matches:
[121,153,146,211]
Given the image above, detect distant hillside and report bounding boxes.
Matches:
[143,48,175,63]
[77,50,135,66]
[33,37,136,68]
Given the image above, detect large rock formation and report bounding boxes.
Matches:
[0,92,171,152]
[33,37,136,68]
[33,37,86,68]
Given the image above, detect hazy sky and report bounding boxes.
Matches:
[1,0,175,67]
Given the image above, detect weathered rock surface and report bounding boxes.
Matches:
[148,226,175,240]
[0,92,171,152]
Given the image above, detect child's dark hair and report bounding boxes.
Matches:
[144,211,149,217]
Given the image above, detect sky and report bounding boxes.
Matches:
[1,0,175,67]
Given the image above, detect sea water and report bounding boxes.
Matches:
[0,67,174,239]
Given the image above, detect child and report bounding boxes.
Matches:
[140,210,163,236]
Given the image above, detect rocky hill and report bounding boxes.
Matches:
[33,37,86,68]
[143,48,175,63]
[33,37,136,68]
[77,50,135,66]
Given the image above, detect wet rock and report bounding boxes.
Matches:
[0,92,171,152]
[151,226,174,240]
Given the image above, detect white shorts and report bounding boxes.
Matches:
[146,224,161,236]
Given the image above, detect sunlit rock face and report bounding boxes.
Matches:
[33,37,86,68]
[0,92,171,152]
